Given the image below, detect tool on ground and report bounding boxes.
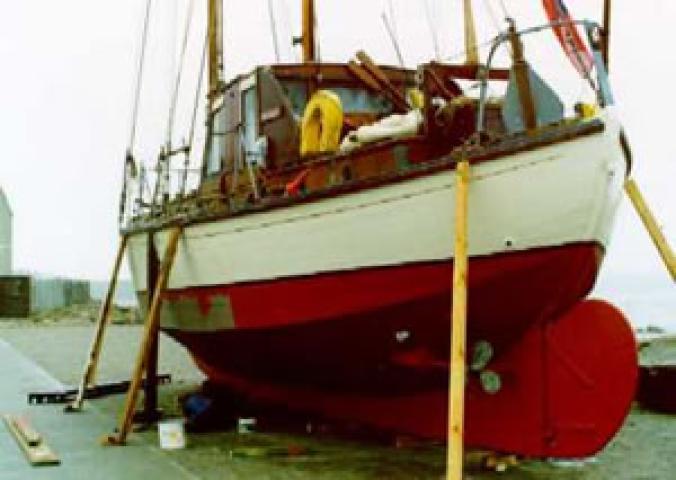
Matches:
[104,226,183,446]
[65,235,129,413]
[446,158,470,480]
[30,374,172,405]
[3,414,60,466]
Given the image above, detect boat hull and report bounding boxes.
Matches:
[159,242,601,389]
[152,242,637,457]
[126,111,635,457]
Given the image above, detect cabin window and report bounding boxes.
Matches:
[241,87,258,165]
[206,107,227,176]
[280,80,308,118]
[331,87,392,115]
[280,81,392,118]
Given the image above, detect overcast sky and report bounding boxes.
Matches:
[0,1,673,306]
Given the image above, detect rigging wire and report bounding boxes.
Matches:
[423,0,442,60]
[497,0,509,19]
[381,12,405,67]
[482,0,502,31]
[128,0,153,154]
[268,0,281,62]
[442,36,497,63]
[387,0,399,41]
[279,0,299,62]
[182,33,208,196]
[165,0,195,150]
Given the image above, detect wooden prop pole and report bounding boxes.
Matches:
[624,178,676,281]
[446,159,470,479]
[65,235,129,413]
[104,226,182,445]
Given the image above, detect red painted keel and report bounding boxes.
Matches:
[170,300,636,458]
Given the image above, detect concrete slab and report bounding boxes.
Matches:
[0,339,199,480]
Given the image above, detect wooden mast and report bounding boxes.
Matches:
[208,0,223,101]
[463,0,479,65]
[302,0,317,63]
[602,0,611,70]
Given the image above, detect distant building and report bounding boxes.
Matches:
[0,186,11,275]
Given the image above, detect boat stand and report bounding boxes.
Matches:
[65,235,129,413]
[134,233,162,425]
[446,158,471,480]
[624,178,675,281]
[104,226,182,445]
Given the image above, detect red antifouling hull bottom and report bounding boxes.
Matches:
[172,299,637,458]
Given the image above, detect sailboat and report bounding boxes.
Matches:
[119,0,637,458]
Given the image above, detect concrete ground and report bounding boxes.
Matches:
[1,322,676,479]
[0,338,198,480]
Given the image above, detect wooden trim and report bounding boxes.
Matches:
[123,120,605,235]
[429,62,510,81]
[3,415,60,466]
[272,63,414,85]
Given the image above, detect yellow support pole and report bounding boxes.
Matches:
[65,235,129,413]
[104,226,183,445]
[447,159,470,479]
[624,178,676,281]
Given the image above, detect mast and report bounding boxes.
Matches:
[463,0,479,65]
[208,0,223,102]
[602,0,611,70]
[301,0,317,62]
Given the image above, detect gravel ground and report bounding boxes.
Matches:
[1,320,675,479]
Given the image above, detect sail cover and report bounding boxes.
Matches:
[542,0,593,77]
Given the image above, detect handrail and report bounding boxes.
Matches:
[476,19,613,136]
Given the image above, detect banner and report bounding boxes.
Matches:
[542,0,594,78]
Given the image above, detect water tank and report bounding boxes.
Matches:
[0,187,12,275]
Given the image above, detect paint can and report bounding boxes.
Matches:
[158,419,186,450]
[237,417,256,434]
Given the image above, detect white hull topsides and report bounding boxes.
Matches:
[127,109,626,295]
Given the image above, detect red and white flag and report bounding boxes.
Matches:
[542,0,594,78]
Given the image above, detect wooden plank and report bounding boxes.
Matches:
[355,51,409,111]
[429,62,510,81]
[12,416,42,446]
[104,226,183,445]
[272,63,414,85]
[3,415,60,466]
[446,159,470,480]
[625,178,676,281]
[66,235,128,412]
[347,61,382,92]
[425,67,457,100]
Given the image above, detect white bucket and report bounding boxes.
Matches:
[237,417,257,434]
[158,419,186,450]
